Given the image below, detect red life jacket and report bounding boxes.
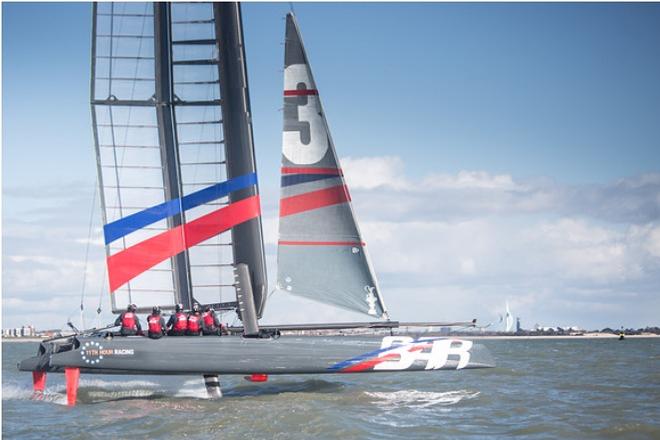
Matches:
[188,314,201,332]
[173,312,188,331]
[148,315,162,334]
[202,312,215,328]
[121,312,137,330]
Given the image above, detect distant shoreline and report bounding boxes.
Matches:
[461,333,660,340]
[2,338,43,343]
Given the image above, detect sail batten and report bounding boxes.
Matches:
[277,14,389,319]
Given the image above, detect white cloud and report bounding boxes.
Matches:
[340,157,660,328]
[342,156,408,190]
[361,216,659,287]
[343,158,660,224]
[423,170,519,191]
[642,225,660,258]
[261,215,279,245]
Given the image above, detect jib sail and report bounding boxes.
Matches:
[91,2,267,315]
[277,14,389,319]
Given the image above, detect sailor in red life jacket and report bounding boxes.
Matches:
[167,304,188,336]
[186,303,202,336]
[146,306,166,339]
[201,306,222,336]
[114,304,141,336]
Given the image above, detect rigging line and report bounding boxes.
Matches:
[78,177,99,330]
[96,264,108,330]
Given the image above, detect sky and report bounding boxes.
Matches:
[2,2,660,331]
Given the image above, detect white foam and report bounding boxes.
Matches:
[86,389,157,400]
[2,383,36,401]
[365,389,480,409]
[2,383,67,405]
[173,377,213,399]
[181,378,204,387]
[174,385,213,399]
[78,378,161,389]
[3,377,214,404]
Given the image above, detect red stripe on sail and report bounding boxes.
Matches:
[279,185,350,217]
[284,89,318,96]
[279,240,365,246]
[281,167,342,175]
[108,195,261,292]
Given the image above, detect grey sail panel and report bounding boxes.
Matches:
[91,2,266,316]
[92,2,183,313]
[277,14,388,319]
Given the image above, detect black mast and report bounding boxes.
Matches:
[214,3,268,318]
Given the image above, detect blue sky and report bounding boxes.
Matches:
[3,2,660,330]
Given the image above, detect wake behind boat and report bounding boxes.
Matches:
[19,3,493,405]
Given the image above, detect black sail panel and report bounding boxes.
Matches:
[214,3,268,318]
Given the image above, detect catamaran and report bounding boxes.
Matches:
[19,2,493,405]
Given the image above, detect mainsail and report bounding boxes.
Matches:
[91,2,267,315]
[277,14,389,319]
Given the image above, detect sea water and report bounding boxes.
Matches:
[2,338,659,439]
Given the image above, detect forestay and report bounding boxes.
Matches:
[277,14,389,319]
[91,2,266,314]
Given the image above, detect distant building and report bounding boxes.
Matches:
[516,318,521,333]
[2,325,37,338]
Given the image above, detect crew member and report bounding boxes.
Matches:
[201,306,221,336]
[146,306,166,339]
[167,304,188,336]
[115,304,141,336]
[187,303,202,336]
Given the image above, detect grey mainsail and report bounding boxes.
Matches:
[91,2,267,316]
[277,14,389,319]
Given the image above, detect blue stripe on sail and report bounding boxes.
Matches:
[104,172,257,245]
[281,173,338,187]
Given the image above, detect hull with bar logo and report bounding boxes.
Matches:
[19,335,493,376]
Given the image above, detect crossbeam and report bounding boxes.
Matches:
[227,320,477,333]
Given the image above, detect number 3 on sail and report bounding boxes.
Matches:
[283,64,329,164]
